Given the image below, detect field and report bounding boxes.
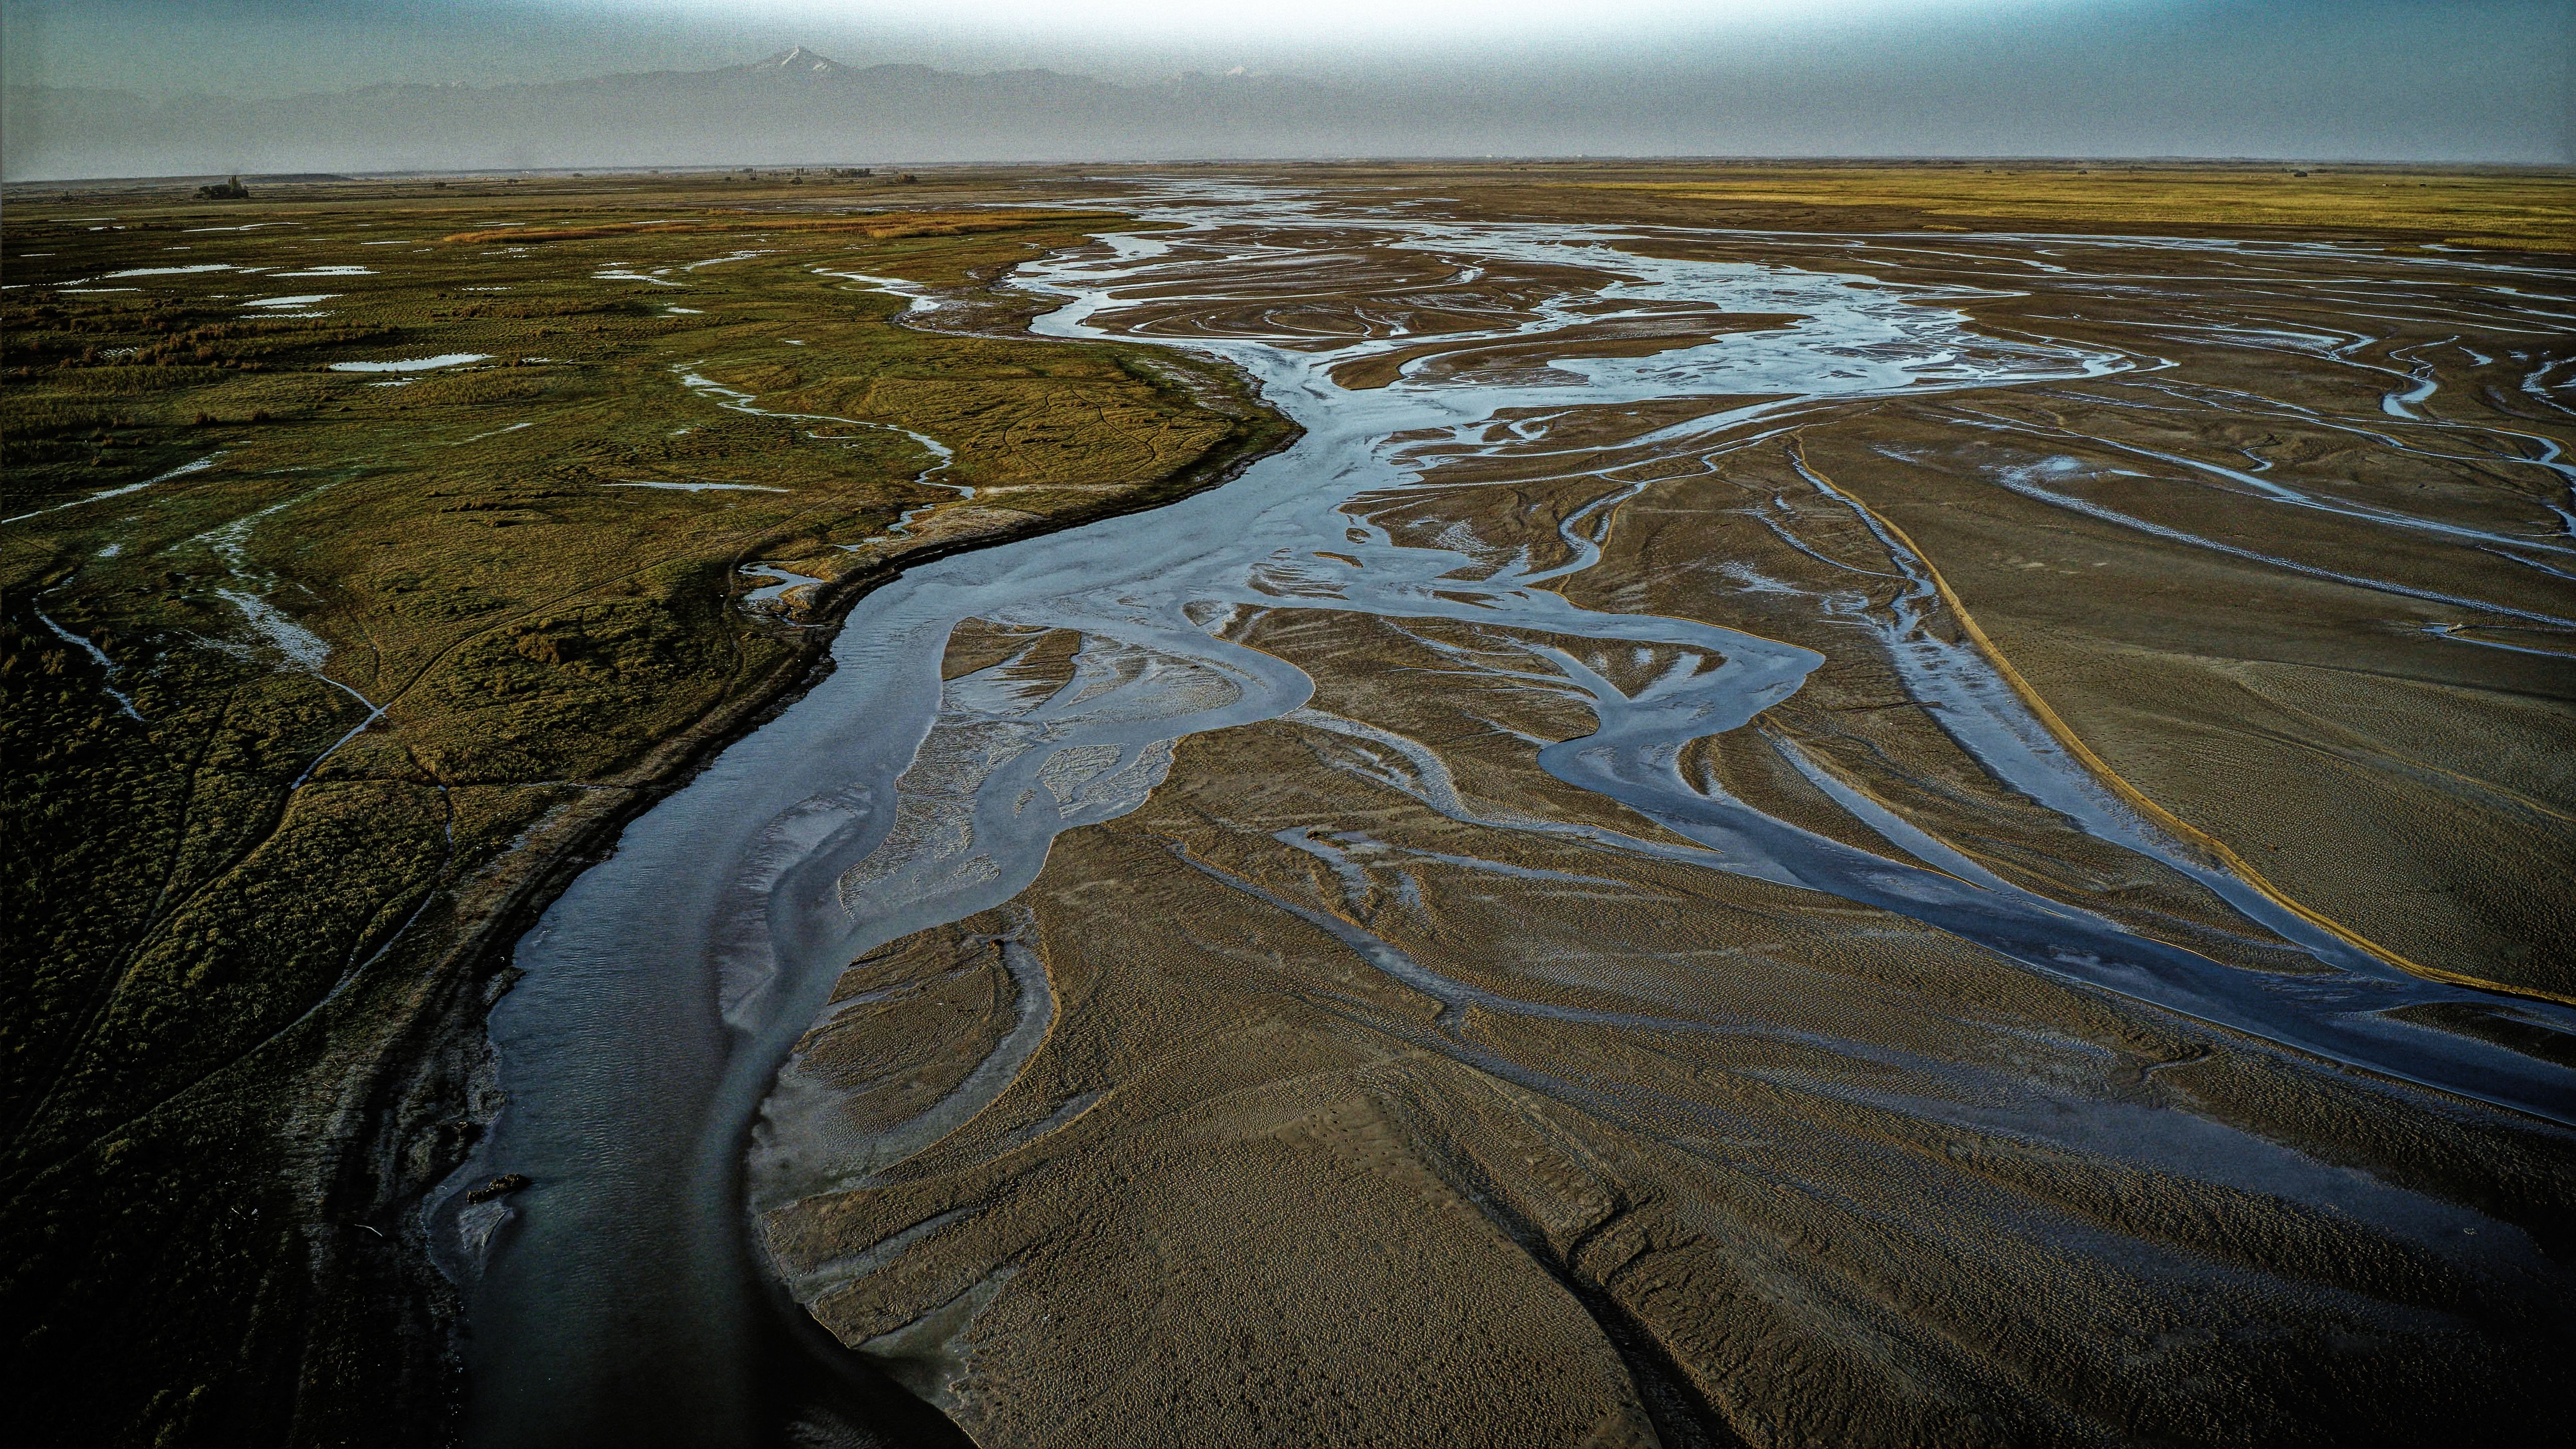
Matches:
[1569,161,2576,252]
[0,171,1285,1446]
[1199,159,2573,253]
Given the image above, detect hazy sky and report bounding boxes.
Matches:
[4,0,2571,162]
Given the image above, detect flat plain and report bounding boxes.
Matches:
[5,162,2572,1448]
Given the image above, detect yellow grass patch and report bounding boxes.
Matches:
[439,208,1124,246]
[1580,166,2576,252]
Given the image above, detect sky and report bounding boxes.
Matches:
[3,0,2570,166]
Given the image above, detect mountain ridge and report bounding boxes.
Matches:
[1,46,1379,177]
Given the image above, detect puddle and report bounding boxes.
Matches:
[329,353,491,372]
[603,480,789,494]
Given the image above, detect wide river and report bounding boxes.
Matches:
[442,184,2576,1446]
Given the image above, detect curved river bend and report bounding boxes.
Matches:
[441,185,2576,1446]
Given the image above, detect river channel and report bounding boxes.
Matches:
[440,184,2576,1447]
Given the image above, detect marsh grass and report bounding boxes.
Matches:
[1575,163,2576,252]
[0,179,1279,1446]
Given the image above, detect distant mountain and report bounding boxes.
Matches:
[746,46,854,78]
[1,47,1401,180]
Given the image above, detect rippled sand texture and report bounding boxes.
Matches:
[737,187,2573,1444]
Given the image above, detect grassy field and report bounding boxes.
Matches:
[1577,163,2576,251]
[1220,159,2575,253]
[0,174,1285,1446]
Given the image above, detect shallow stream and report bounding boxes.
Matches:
[444,186,2575,1446]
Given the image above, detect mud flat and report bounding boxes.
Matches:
[452,175,2574,1446]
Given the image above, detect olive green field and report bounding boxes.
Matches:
[0,172,1285,1448]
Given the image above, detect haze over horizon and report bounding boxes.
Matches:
[4,0,2571,178]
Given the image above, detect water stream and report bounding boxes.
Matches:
[443,186,2575,1447]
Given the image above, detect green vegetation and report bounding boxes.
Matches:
[1573,162,2576,252]
[0,177,1286,1446]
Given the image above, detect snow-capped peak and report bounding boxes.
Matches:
[755,47,846,75]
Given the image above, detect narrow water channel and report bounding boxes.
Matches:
[440,185,2576,1447]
